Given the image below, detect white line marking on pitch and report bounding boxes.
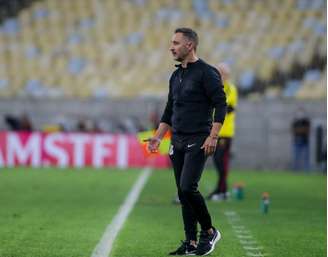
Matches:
[237,235,254,239]
[224,211,270,257]
[240,240,258,245]
[234,229,251,234]
[243,246,264,250]
[91,168,152,257]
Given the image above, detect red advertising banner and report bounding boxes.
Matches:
[0,132,170,169]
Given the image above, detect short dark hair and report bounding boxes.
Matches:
[174,27,199,50]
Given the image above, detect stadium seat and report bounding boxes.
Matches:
[0,0,325,99]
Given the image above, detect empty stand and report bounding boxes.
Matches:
[0,0,326,99]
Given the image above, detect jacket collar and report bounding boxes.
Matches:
[175,59,201,68]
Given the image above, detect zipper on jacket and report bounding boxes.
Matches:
[177,68,186,99]
[179,68,186,84]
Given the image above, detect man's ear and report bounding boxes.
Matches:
[186,41,194,50]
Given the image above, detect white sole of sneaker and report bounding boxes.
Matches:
[201,229,222,256]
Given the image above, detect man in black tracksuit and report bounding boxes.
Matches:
[146,28,226,256]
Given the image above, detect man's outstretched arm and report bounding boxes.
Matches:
[144,122,171,152]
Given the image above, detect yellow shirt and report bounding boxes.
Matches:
[219,80,238,138]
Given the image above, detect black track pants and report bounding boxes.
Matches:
[169,134,213,241]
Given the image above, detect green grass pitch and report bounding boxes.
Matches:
[0,168,326,257]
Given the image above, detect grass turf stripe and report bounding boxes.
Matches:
[91,168,152,257]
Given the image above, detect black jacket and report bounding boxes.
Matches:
[161,59,226,135]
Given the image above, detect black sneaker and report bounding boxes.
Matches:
[169,240,197,255]
[195,229,221,256]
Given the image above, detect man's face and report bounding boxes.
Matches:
[169,33,193,62]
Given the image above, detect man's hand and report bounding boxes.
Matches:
[201,136,218,156]
[143,137,161,153]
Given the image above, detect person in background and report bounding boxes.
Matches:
[291,108,311,171]
[4,113,33,131]
[20,113,33,131]
[149,105,161,130]
[207,63,238,201]
[76,119,88,132]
